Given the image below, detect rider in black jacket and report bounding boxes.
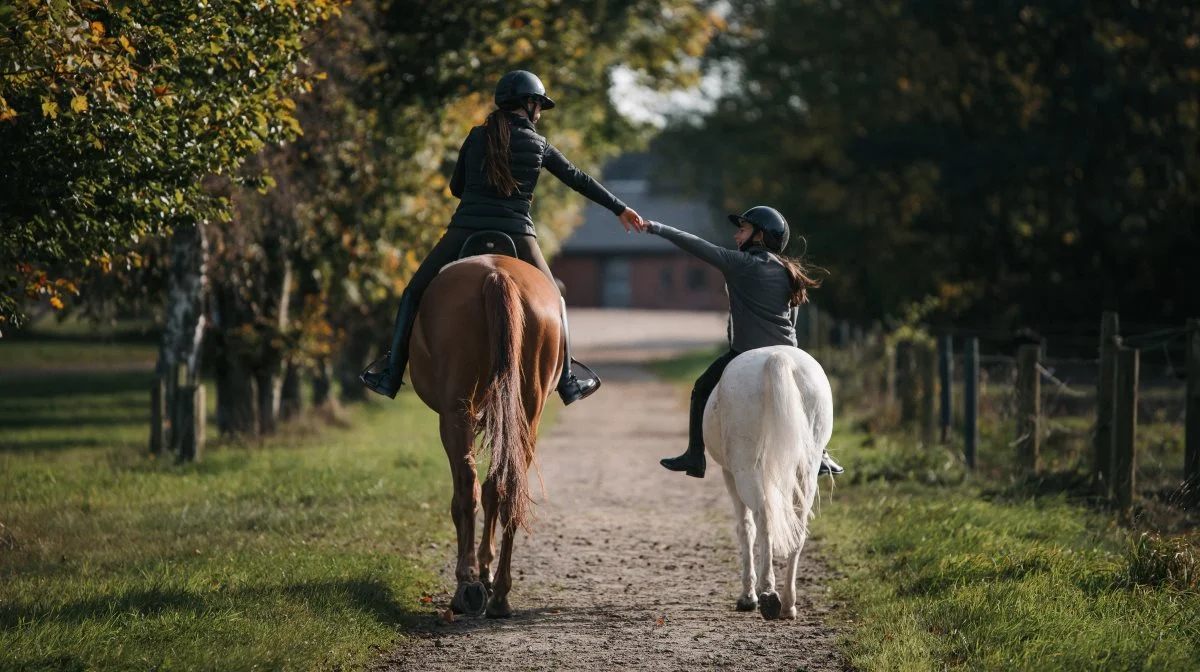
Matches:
[360,70,644,403]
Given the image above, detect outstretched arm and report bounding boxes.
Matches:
[543,143,628,215]
[645,221,749,275]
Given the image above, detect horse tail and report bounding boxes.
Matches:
[477,270,534,533]
[756,349,813,556]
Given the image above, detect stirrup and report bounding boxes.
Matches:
[558,359,602,405]
[360,353,403,399]
[818,452,844,476]
[558,374,601,405]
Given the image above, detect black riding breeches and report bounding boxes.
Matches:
[688,349,741,451]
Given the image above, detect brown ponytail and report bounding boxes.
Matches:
[778,255,826,307]
[483,110,519,196]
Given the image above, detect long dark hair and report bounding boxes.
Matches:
[482,109,519,196]
[778,255,826,307]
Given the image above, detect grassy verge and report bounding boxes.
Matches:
[650,349,1200,671]
[1,365,461,670]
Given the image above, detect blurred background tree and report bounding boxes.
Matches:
[655,0,1200,336]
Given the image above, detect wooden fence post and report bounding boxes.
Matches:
[176,384,206,463]
[1016,344,1042,474]
[1113,347,1138,511]
[964,337,979,469]
[1095,311,1119,497]
[938,334,954,443]
[1185,319,1200,488]
[149,377,167,455]
[896,340,917,424]
[919,341,937,445]
[884,340,897,416]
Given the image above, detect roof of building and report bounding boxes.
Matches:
[560,178,730,255]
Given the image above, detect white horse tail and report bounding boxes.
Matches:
[755,349,809,556]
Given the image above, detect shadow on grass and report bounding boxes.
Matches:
[981,470,1103,505]
[0,578,430,631]
[0,370,152,400]
[0,371,152,453]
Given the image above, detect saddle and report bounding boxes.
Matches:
[458,230,519,260]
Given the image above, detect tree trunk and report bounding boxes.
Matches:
[211,276,259,438]
[253,234,293,435]
[155,218,209,460]
[312,357,332,408]
[280,361,302,421]
[337,325,374,403]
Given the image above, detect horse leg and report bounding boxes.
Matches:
[442,414,487,617]
[486,516,517,618]
[722,469,757,612]
[478,476,499,594]
[753,508,782,620]
[780,529,808,620]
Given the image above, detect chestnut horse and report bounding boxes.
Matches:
[408,254,563,618]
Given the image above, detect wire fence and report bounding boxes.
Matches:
[799,307,1199,512]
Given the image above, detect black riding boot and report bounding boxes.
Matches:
[660,387,707,478]
[556,298,601,405]
[359,288,419,399]
[819,450,844,476]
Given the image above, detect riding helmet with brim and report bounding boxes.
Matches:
[495,70,556,111]
[728,205,790,253]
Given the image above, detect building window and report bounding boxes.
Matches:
[660,267,674,290]
[686,267,707,290]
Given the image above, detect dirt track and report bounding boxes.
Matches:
[379,310,845,672]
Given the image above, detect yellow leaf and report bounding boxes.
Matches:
[119,35,135,55]
[0,108,16,123]
[90,21,104,37]
[50,296,64,310]
[313,72,327,80]
[71,95,88,113]
[41,99,58,119]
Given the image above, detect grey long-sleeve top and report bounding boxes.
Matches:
[646,221,798,352]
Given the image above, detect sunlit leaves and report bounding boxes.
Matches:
[0,0,333,326]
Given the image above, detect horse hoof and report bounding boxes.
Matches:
[452,582,488,617]
[486,597,513,619]
[758,592,782,620]
[782,606,797,620]
[735,596,758,612]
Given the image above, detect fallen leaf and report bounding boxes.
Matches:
[440,608,455,623]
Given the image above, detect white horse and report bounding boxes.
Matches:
[703,345,834,620]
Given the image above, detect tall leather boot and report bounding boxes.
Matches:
[660,387,707,478]
[359,288,419,399]
[556,298,601,405]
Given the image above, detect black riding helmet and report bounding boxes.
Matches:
[495,70,555,121]
[728,205,790,253]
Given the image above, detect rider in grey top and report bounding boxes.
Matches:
[645,206,844,479]
[644,221,798,353]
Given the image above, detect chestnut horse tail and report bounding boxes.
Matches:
[477,269,534,533]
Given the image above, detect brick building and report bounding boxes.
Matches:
[551,178,730,311]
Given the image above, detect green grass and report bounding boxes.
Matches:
[652,348,1200,671]
[1,316,158,372]
[1,365,463,670]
